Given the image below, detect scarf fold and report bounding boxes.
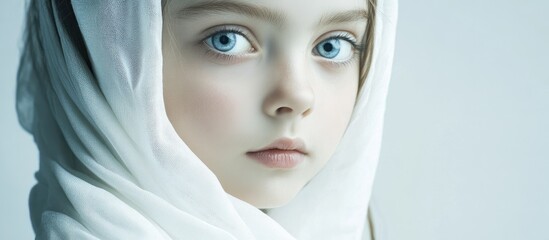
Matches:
[16,0,398,239]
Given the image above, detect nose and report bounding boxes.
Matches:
[262,61,315,119]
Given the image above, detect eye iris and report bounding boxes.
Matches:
[317,39,341,59]
[212,32,236,52]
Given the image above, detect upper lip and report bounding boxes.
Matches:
[248,137,308,155]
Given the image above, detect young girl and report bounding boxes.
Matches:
[16,0,397,239]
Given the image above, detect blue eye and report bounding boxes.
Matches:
[204,31,253,54]
[314,37,355,61]
[316,39,341,59]
[210,32,236,52]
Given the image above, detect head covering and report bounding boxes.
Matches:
[16,0,397,239]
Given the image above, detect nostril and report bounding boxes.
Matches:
[275,107,293,115]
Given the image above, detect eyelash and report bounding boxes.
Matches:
[199,26,364,67]
[317,32,364,68]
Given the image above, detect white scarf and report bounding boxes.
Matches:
[16,0,398,239]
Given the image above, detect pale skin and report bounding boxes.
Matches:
[162,0,368,209]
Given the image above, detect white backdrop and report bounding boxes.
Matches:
[371,0,549,239]
[1,1,36,239]
[1,0,548,239]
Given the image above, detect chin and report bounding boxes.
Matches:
[240,183,303,209]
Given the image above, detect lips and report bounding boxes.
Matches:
[246,138,307,169]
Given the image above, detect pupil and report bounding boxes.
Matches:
[323,43,333,52]
[219,35,230,45]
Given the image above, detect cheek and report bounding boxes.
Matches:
[321,92,356,142]
[162,51,238,141]
[163,48,263,157]
[186,85,236,134]
[162,38,236,138]
[166,78,239,140]
[309,68,358,161]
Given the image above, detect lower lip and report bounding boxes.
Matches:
[246,150,305,169]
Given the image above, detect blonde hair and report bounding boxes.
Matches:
[359,0,377,92]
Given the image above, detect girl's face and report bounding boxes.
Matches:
[162,0,367,208]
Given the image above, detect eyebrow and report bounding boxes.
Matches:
[175,1,368,27]
[175,1,285,26]
[318,9,369,26]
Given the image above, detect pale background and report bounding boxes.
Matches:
[1,0,548,239]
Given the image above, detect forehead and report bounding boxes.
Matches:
[166,0,368,26]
